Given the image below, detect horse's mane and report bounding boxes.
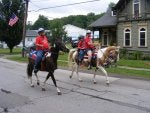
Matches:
[97,46,119,64]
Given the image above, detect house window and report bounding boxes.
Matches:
[112,10,117,16]
[139,28,147,47]
[133,0,140,18]
[103,32,108,46]
[124,29,131,46]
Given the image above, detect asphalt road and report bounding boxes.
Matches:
[0,58,150,113]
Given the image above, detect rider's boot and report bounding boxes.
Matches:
[87,61,92,70]
[34,64,39,73]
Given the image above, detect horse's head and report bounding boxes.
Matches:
[108,46,120,62]
[54,39,69,53]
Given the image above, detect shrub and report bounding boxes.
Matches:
[133,51,142,60]
[120,48,128,59]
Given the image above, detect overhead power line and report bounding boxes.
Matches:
[30,1,41,8]
[29,0,101,12]
[31,0,50,2]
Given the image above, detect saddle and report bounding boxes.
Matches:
[29,50,51,71]
[83,51,98,60]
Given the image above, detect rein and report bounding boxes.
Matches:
[98,47,117,63]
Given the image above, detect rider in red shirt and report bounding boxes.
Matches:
[36,35,49,50]
[34,28,49,73]
[77,35,86,63]
[84,30,95,69]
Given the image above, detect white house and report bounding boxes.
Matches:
[63,24,87,38]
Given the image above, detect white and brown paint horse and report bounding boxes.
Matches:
[68,45,120,85]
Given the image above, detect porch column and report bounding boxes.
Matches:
[99,28,102,43]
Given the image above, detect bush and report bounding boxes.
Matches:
[141,54,150,60]
[119,49,150,60]
[120,48,128,59]
[133,51,142,60]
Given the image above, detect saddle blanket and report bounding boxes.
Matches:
[83,52,97,59]
[29,50,51,60]
[29,50,37,60]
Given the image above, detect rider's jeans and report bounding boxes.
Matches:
[79,49,85,62]
[34,50,44,70]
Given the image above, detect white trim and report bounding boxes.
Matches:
[111,11,116,16]
[124,28,131,47]
[138,27,147,47]
[132,0,141,18]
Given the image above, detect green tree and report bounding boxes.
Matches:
[32,15,50,30]
[49,19,66,44]
[0,0,24,53]
[108,2,116,8]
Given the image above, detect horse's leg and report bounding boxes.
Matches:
[69,63,75,79]
[98,66,110,85]
[34,73,40,85]
[42,73,50,91]
[29,77,34,87]
[27,63,34,87]
[75,64,82,82]
[93,68,98,84]
[50,72,62,95]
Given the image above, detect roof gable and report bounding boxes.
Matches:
[113,0,130,10]
[89,8,117,28]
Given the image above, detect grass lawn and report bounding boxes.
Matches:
[106,67,150,79]
[118,59,150,69]
[0,48,22,55]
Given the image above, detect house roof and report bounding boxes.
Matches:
[26,30,50,37]
[63,24,87,37]
[89,8,117,28]
[113,0,130,9]
[26,30,38,37]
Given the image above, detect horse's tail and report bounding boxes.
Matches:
[27,60,34,78]
[68,48,77,68]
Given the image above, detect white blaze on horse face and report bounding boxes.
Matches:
[97,47,107,59]
[46,52,51,58]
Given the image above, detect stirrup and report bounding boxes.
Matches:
[34,68,38,73]
[87,65,92,70]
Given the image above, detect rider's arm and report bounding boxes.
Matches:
[35,37,44,48]
[36,44,43,48]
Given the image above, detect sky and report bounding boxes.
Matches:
[27,0,119,24]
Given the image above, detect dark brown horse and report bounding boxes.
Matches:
[27,39,69,95]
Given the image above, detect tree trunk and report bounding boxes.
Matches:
[9,48,13,53]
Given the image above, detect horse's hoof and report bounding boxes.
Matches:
[94,81,97,84]
[106,82,110,86]
[57,92,62,95]
[42,88,46,91]
[79,79,83,82]
[30,84,34,87]
[37,82,40,86]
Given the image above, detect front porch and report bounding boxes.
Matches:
[92,27,117,47]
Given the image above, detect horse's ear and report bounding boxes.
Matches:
[54,43,56,47]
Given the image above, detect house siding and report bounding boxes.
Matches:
[147,20,150,50]
[117,23,124,47]
[117,20,150,52]
[140,0,145,14]
[116,0,150,52]
[147,3,150,12]
[118,0,150,22]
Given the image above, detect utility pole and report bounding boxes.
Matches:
[22,0,29,57]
